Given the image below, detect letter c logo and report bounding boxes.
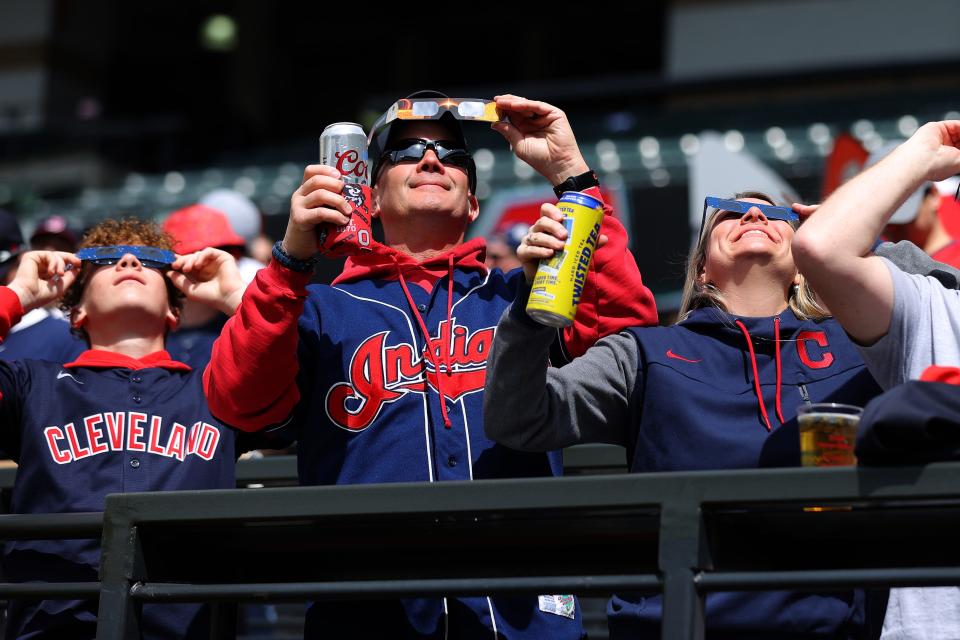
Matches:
[797,330,834,369]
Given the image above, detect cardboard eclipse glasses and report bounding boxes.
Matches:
[76,245,176,270]
[369,98,503,143]
[699,197,800,240]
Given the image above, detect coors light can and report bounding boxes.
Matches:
[317,122,373,256]
[320,122,369,185]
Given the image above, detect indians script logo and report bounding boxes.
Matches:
[325,320,494,431]
[335,149,368,182]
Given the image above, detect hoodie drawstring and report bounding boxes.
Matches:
[391,255,454,429]
[446,255,454,381]
[774,317,785,425]
[734,319,785,432]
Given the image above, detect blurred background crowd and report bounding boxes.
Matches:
[2,0,958,312]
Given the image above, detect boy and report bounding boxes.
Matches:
[0,219,245,639]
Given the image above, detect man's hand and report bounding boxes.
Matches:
[282,165,353,260]
[7,251,81,312]
[492,95,590,186]
[517,203,608,283]
[168,248,246,315]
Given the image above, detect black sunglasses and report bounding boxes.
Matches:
[380,138,473,171]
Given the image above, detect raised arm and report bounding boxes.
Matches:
[793,121,960,344]
[483,281,637,451]
[484,216,640,451]
[203,165,352,431]
[493,95,658,358]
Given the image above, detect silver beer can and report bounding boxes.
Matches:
[319,122,369,186]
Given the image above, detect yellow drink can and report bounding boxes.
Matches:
[526,191,605,327]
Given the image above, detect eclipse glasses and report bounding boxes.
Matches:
[369,98,503,142]
[698,197,800,240]
[76,245,176,270]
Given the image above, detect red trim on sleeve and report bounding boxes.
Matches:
[0,286,25,342]
[561,193,659,359]
[203,259,310,431]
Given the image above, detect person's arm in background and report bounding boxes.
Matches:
[203,166,353,431]
[492,95,657,360]
[793,121,960,345]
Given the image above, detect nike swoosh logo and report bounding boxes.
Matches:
[666,349,702,364]
[57,371,84,384]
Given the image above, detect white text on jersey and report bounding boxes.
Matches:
[43,412,221,464]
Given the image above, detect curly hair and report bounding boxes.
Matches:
[60,218,185,343]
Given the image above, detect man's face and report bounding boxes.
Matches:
[72,252,177,334]
[372,121,479,229]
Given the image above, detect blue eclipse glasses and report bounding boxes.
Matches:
[699,197,800,241]
[76,245,176,270]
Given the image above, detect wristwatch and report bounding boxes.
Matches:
[553,169,600,198]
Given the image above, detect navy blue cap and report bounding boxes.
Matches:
[368,90,476,193]
[0,209,26,265]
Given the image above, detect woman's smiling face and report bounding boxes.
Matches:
[701,197,798,285]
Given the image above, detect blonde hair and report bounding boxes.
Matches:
[677,190,829,322]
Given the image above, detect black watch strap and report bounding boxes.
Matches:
[553,169,600,199]
[272,241,319,273]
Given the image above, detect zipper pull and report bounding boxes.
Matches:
[798,383,811,404]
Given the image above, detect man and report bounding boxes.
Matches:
[0,218,246,639]
[29,215,79,254]
[865,142,959,267]
[0,209,83,364]
[205,93,657,638]
[484,221,528,272]
[793,120,960,640]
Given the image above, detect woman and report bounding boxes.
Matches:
[483,192,882,639]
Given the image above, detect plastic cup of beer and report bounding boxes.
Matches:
[797,403,862,467]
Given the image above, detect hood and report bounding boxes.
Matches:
[334,237,487,287]
[680,305,815,433]
[64,349,191,371]
[680,305,810,344]
[333,236,488,431]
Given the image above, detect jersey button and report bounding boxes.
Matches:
[130,459,140,469]
[131,376,142,384]
[447,455,457,467]
[132,395,142,404]
[417,304,427,312]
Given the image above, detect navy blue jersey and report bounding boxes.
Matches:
[0,350,238,640]
[166,313,228,371]
[0,309,84,364]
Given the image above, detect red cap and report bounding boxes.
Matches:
[938,194,960,240]
[163,204,246,255]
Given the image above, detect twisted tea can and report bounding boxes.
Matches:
[526,191,604,327]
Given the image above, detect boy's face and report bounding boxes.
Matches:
[71,251,178,335]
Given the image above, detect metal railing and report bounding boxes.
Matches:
[1,451,958,639]
[88,461,960,640]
